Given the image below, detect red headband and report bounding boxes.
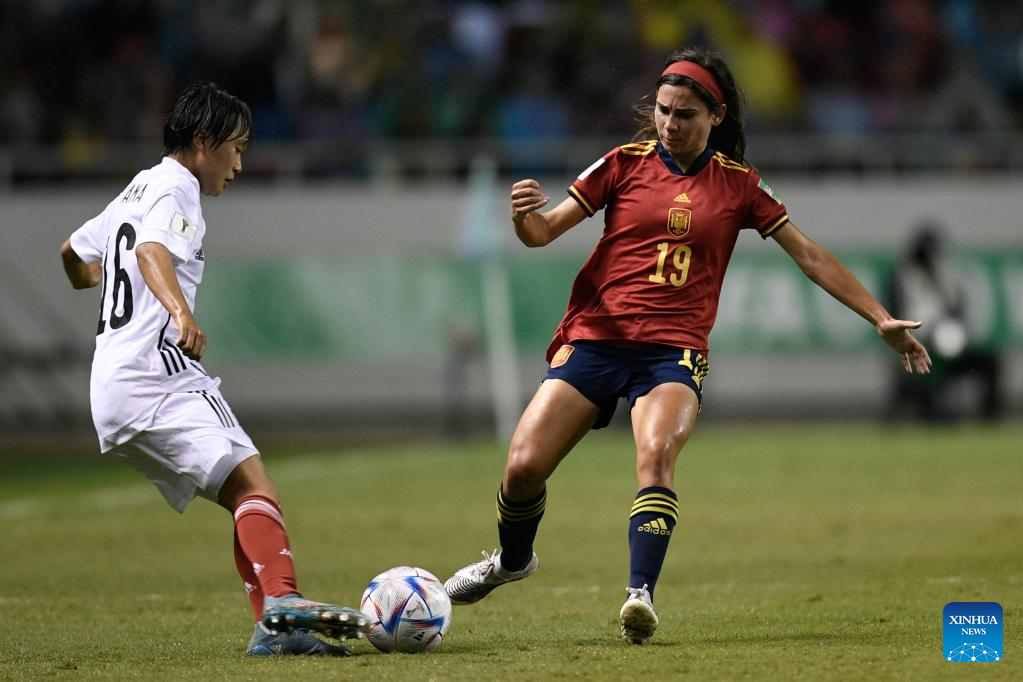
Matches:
[661,61,724,105]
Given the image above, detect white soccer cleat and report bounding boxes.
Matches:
[619,584,658,645]
[444,549,539,605]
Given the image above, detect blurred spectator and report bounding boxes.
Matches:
[887,220,1002,422]
[0,68,45,143]
[943,0,1023,124]
[296,4,374,143]
[79,34,173,143]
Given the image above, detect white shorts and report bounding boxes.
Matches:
[110,389,259,513]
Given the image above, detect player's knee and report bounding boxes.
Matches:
[504,445,550,496]
[219,482,279,511]
[219,457,279,509]
[635,437,681,482]
[638,434,683,460]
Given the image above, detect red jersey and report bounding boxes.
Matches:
[548,141,789,360]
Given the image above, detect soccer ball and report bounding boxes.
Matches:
[360,566,452,653]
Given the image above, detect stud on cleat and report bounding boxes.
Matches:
[261,594,371,640]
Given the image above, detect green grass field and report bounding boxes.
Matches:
[1,423,1020,680]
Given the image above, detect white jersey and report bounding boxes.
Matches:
[70,157,221,451]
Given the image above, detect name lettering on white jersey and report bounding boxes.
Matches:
[170,212,198,242]
[122,183,147,203]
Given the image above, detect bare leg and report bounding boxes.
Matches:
[218,454,278,510]
[631,383,700,490]
[502,379,599,500]
[445,379,598,604]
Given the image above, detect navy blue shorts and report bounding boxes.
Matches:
[544,340,709,429]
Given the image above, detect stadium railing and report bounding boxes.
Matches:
[1,132,1022,187]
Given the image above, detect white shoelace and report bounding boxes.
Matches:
[625,583,650,602]
[472,549,500,578]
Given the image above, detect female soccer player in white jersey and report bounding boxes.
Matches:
[59,82,368,656]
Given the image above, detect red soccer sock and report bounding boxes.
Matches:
[233,530,264,622]
[233,495,300,603]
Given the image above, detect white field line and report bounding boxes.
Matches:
[0,591,241,604]
[83,484,158,509]
[0,499,46,520]
[0,482,156,520]
[539,585,601,596]
[0,452,341,520]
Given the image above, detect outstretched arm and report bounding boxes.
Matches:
[136,241,207,360]
[60,239,101,289]
[511,179,587,247]
[772,222,932,374]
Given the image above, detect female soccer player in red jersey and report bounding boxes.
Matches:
[445,47,932,644]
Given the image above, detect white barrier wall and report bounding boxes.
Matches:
[3,176,1021,427]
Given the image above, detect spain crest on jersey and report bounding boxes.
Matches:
[667,207,691,237]
[550,344,574,368]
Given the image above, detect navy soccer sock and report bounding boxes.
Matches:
[628,486,678,600]
[497,485,546,572]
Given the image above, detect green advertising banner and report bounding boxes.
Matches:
[200,249,1023,363]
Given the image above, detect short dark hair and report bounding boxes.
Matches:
[634,47,747,165]
[162,82,252,156]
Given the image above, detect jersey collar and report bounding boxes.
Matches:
[657,143,714,176]
[162,156,201,191]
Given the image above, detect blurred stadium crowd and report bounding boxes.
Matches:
[1,0,1021,177]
